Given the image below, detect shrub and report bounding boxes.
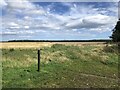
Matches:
[9,48,14,52]
[103,45,118,54]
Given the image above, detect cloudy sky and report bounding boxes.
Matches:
[0,0,119,41]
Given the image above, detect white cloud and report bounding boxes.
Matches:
[3,4,118,30]
[9,22,18,26]
[25,9,45,15]
[1,31,17,35]
[6,0,35,9]
[24,26,29,29]
[64,14,117,30]
[1,1,118,40]
[9,26,20,29]
[0,0,7,7]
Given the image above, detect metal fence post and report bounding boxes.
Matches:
[37,49,40,72]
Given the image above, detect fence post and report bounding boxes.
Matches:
[37,49,40,72]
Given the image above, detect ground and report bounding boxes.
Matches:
[0,42,119,88]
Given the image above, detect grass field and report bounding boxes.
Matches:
[1,42,119,88]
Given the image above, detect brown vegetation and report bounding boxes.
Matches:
[0,42,106,49]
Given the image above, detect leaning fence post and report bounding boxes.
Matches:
[37,49,40,72]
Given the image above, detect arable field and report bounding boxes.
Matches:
[1,42,119,88]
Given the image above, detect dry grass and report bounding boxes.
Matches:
[0,42,53,49]
[0,42,106,49]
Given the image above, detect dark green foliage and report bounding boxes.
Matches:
[110,19,120,42]
[9,48,14,52]
[7,39,111,42]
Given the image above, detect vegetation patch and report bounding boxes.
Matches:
[2,44,119,88]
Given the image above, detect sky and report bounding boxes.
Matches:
[0,0,119,41]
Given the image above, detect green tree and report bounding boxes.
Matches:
[110,19,120,42]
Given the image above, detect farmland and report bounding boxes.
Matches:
[1,42,119,88]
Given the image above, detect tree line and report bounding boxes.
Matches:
[7,39,111,42]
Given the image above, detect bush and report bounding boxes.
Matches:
[9,48,14,52]
[103,45,118,53]
[51,44,69,51]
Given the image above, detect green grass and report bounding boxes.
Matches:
[2,44,119,88]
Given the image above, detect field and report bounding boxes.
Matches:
[1,42,119,88]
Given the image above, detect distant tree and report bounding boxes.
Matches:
[110,19,120,42]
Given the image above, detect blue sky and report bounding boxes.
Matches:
[0,0,119,41]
